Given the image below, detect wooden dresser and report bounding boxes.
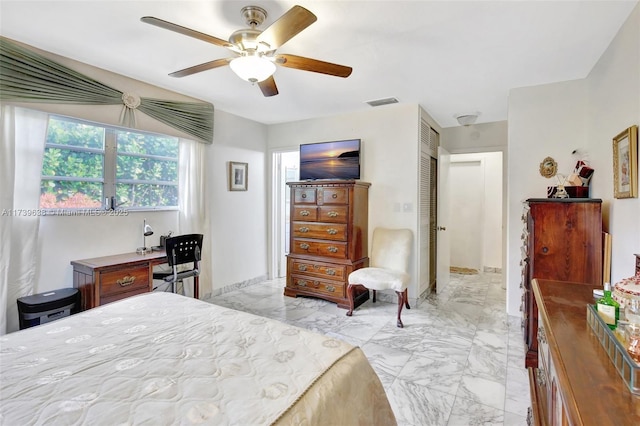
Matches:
[285,180,370,309]
[521,199,602,368]
[529,279,640,425]
[71,251,167,310]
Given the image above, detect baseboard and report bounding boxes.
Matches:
[203,274,269,300]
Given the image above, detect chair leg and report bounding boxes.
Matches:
[373,289,377,303]
[194,276,200,299]
[404,288,410,309]
[396,291,405,328]
[346,284,356,317]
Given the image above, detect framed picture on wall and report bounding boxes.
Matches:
[613,125,638,199]
[229,161,248,191]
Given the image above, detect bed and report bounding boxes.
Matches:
[0,292,396,425]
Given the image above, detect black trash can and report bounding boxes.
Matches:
[17,288,80,330]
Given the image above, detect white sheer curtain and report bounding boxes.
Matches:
[0,106,48,334]
[178,138,211,298]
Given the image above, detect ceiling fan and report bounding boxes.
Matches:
[141,5,352,97]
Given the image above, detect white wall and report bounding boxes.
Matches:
[586,2,640,282]
[506,2,639,315]
[449,159,483,270]
[507,79,587,315]
[208,110,268,295]
[442,121,508,153]
[267,103,442,299]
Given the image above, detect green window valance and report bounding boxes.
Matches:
[0,37,214,144]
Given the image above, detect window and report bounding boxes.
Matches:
[40,116,179,210]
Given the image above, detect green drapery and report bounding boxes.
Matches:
[0,37,214,144]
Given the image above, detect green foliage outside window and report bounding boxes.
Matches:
[40,117,179,209]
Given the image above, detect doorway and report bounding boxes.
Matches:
[448,152,503,274]
[272,150,299,278]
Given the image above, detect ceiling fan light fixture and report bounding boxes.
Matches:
[230,55,276,83]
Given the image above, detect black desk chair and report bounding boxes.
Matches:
[152,234,203,298]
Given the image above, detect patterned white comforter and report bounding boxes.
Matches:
[0,292,395,425]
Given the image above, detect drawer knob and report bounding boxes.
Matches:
[542,246,549,254]
[327,211,339,218]
[299,243,310,250]
[332,193,338,199]
[299,227,309,233]
[326,268,336,276]
[327,246,338,253]
[117,275,136,287]
[298,264,307,271]
[301,193,307,199]
[326,285,335,292]
[298,280,307,287]
[300,210,310,216]
[327,228,337,235]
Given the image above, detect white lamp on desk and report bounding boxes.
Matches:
[136,219,154,254]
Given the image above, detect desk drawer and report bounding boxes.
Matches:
[101,286,148,306]
[100,265,150,298]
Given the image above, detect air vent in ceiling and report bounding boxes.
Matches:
[366,97,399,107]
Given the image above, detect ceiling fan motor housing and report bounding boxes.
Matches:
[241,6,267,28]
[229,28,263,52]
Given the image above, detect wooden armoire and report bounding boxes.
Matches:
[521,198,603,368]
[285,180,370,309]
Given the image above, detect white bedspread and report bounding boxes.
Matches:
[0,292,396,425]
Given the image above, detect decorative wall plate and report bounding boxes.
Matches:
[539,157,558,178]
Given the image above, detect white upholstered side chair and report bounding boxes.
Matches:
[346,228,413,328]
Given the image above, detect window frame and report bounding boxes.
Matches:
[40,115,180,212]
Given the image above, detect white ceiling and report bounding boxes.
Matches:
[0,0,637,128]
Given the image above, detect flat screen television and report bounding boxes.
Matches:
[299,139,361,180]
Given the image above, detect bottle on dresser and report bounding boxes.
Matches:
[597,282,620,330]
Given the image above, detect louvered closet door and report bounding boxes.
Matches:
[419,118,439,296]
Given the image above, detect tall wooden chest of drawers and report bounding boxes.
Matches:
[285,180,370,309]
[520,198,602,368]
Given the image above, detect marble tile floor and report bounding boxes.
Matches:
[204,272,530,426]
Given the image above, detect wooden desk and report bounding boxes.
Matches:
[530,279,640,425]
[71,251,167,311]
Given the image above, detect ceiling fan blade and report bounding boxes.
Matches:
[258,76,279,97]
[141,16,235,50]
[169,58,232,78]
[275,54,352,78]
[256,5,317,50]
